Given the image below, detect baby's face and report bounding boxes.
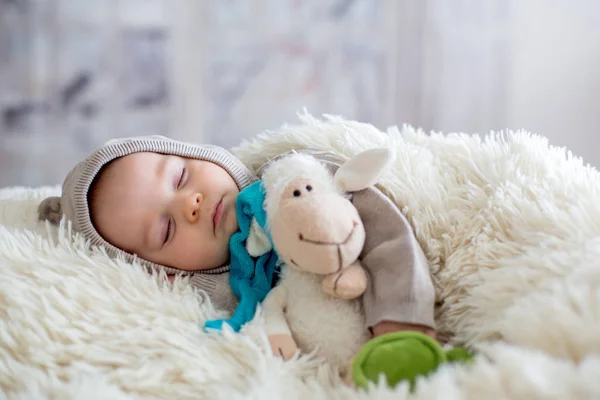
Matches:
[91,152,240,271]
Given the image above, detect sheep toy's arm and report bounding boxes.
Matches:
[246,218,272,257]
[262,284,298,360]
[243,217,297,359]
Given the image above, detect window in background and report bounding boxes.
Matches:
[0,0,170,187]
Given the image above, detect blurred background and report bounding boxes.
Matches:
[1,0,599,187]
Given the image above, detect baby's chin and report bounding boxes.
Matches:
[194,247,232,271]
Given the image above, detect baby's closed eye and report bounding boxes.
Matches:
[176,167,189,189]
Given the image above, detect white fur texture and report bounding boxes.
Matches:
[235,113,600,348]
[1,113,600,398]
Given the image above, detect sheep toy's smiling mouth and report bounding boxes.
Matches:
[290,221,359,273]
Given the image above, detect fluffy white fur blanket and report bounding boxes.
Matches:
[1,113,600,399]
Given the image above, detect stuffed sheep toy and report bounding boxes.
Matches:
[205,148,473,389]
[258,149,390,375]
[251,149,472,388]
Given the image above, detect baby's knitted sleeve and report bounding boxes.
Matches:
[352,187,436,331]
[189,272,238,314]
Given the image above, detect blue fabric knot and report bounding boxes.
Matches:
[204,181,279,332]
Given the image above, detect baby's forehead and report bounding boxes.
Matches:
[93,152,162,196]
[114,151,166,166]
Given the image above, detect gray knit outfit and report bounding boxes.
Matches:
[38,135,255,312]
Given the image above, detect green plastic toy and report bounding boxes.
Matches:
[352,331,473,390]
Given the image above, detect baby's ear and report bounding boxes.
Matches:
[333,148,394,192]
[38,196,62,224]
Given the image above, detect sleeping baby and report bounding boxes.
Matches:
[37,135,436,375]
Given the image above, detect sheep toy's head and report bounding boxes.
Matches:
[262,148,394,279]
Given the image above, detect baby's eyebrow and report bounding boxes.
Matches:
[157,155,169,180]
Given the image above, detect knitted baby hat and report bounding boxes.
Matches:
[37,135,256,310]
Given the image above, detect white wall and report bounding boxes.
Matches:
[1,0,599,188]
[508,0,600,167]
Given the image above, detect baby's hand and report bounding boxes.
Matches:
[268,334,298,360]
[372,321,436,340]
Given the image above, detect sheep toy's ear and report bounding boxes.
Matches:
[333,148,395,192]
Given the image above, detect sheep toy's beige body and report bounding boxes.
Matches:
[246,149,395,374]
[262,267,371,375]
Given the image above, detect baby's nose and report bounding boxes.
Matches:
[186,192,203,223]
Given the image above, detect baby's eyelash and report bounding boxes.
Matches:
[177,168,188,189]
[164,218,174,244]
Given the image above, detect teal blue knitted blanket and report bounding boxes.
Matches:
[204,181,280,332]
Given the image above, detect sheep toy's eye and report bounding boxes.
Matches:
[306,185,313,191]
[293,190,301,197]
